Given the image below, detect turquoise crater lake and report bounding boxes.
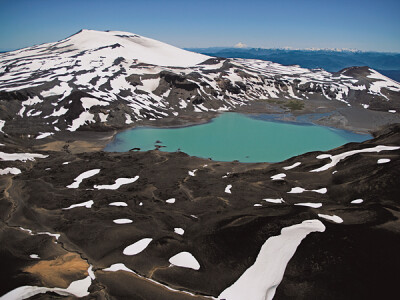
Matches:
[104,113,371,163]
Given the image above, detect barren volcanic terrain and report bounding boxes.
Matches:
[1,30,400,300]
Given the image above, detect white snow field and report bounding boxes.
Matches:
[0,152,48,162]
[109,202,128,206]
[283,162,301,170]
[263,198,285,204]
[169,252,201,270]
[174,228,185,235]
[311,145,400,172]
[377,158,390,164]
[271,173,286,180]
[318,214,344,223]
[351,199,364,204]
[36,132,54,139]
[0,167,22,175]
[188,169,197,176]
[225,184,232,194]
[166,198,176,204]
[94,176,139,190]
[19,227,61,241]
[63,200,94,210]
[294,203,323,208]
[113,219,133,224]
[66,169,100,189]
[367,69,400,98]
[63,30,210,67]
[218,220,325,300]
[288,187,327,194]
[123,238,153,255]
[0,120,5,132]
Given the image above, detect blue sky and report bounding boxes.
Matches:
[0,0,399,52]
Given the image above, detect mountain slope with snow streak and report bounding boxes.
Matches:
[0,30,399,136]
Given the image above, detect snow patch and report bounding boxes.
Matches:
[318,214,343,223]
[94,176,139,190]
[50,107,68,117]
[283,162,301,170]
[174,228,185,235]
[66,169,100,189]
[125,114,134,124]
[67,111,95,131]
[225,184,232,194]
[81,97,108,110]
[109,202,128,207]
[218,220,325,300]
[169,252,200,270]
[377,158,390,164]
[0,167,22,175]
[123,238,153,255]
[98,113,108,122]
[188,169,197,176]
[113,219,133,224]
[0,151,48,162]
[294,203,322,208]
[166,198,176,204]
[36,132,54,139]
[351,199,364,204]
[138,78,160,92]
[263,198,284,204]
[63,200,94,210]
[311,146,400,172]
[271,173,286,180]
[0,120,5,133]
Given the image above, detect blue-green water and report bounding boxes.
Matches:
[104,113,371,163]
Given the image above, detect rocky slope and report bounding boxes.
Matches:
[0,124,399,299]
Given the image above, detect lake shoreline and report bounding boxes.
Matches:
[31,100,400,156]
[104,112,371,163]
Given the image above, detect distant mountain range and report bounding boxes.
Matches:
[186,47,400,82]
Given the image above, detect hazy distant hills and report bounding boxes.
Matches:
[187,48,400,81]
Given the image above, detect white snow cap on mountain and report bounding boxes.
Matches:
[234,42,248,48]
[59,29,210,67]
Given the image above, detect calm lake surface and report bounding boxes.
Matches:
[104,113,371,162]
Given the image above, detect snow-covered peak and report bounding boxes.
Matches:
[0,29,399,135]
[0,29,209,68]
[53,29,210,67]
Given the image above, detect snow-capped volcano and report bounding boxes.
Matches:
[0,30,399,136]
[3,29,210,68]
[1,30,400,300]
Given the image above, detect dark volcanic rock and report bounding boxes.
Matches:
[0,124,399,299]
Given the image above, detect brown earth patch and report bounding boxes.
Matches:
[35,140,104,153]
[23,252,89,288]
